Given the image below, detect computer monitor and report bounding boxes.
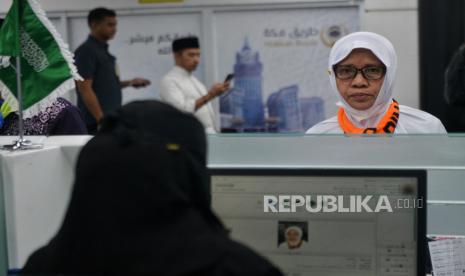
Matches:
[210,169,426,276]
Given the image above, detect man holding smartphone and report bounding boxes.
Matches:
[160,36,231,133]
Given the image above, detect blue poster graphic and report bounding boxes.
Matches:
[221,39,325,132]
[215,7,359,133]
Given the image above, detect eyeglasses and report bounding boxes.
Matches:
[333,65,386,80]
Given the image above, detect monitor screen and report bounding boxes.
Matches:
[210,169,426,276]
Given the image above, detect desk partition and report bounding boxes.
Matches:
[208,134,465,235]
[0,134,464,273]
[208,134,465,276]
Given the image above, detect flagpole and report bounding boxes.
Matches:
[7,28,42,149]
[15,56,24,142]
[15,0,26,144]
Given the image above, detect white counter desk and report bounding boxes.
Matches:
[0,134,464,274]
[0,136,92,273]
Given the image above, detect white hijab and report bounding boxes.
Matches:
[328,32,397,127]
[285,226,303,239]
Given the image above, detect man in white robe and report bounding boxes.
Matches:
[160,37,230,134]
[306,32,446,134]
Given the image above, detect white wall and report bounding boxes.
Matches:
[0,0,358,12]
[0,0,419,108]
[362,0,419,108]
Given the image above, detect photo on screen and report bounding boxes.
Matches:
[277,221,309,250]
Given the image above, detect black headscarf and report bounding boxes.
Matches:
[22,101,282,276]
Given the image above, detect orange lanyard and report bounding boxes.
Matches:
[338,100,400,134]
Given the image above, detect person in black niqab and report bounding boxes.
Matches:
[21,100,282,275]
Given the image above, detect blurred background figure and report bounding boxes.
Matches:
[444,44,465,131]
[75,7,150,134]
[0,97,87,135]
[160,36,230,134]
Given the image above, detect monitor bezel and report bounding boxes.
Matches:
[209,168,427,276]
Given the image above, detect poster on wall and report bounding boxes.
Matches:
[69,13,203,104]
[214,7,359,133]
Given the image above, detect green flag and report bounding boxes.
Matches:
[0,0,81,118]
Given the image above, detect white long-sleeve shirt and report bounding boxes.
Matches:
[159,66,216,134]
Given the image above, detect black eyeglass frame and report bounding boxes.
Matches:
[332,64,387,80]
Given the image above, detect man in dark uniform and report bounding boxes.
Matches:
[75,7,150,134]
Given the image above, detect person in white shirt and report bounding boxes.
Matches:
[306,32,447,134]
[160,36,230,134]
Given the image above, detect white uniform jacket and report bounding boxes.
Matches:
[306,105,447,134]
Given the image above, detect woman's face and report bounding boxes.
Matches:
[334,49,385,110]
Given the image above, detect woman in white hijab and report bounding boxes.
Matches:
[306,32,446,134]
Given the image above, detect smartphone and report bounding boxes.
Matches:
[224,73,234,82]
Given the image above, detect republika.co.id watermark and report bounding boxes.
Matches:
[263,195,424,213]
